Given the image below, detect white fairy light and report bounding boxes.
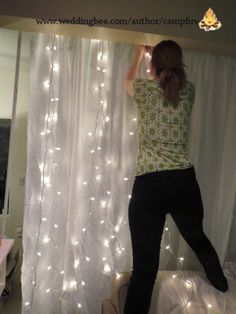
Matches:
[43,176,51,187]
[179,257,184,261]
[104,239,109,247]
[70,280,77,288]
[46,288,51,293]
[128,194,132,199]
[172,274,177,278]
[97,146,101,150]
[105,116,110,122]
[104,264,111,272]
[96,174,102,181]
[60,271,64,274]
[32,280,36,285]
[129,132,134,135]
[133,117,137,121]
[78,303,82,308]
[43,236,50,243]
[100,220,104,224]
[165,245,170,250]
[62,282,67,291]
[53,113,58,122]
[116,248,122,255]
[82,228,86,232]
[207,303,212,308]
[90,197,95,201]
[165,227,169,231]
[88,132,92,136]
[115,225,120,233]
[56,191,62,195]
[107,190,111,195]
[145,52,151,59]
[47,266,52,270]
[43,80,50,88]
[146,69,151,73]
[91,149,95,154]
[54,224,58,228]
[24,302,30,306]
[85,256,90,261]
[42,217,47,221]
[81,281,86,286]
[55,147,61,151]
[116,272,121,279]
[101,200,106,208]
[46,46,50,50]
[74,259,80,269]
[187,301,191,308]
[185,280,192,289]
[52,63,59,72]
[37,252,42,256]
[124,177,128,181]
[97,51,103,61]
[100,82,105,87]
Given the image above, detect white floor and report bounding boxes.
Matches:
[1,260,236,314]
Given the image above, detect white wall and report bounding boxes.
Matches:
[0,28,31,259]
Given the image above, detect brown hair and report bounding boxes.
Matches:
[150,40,187,107]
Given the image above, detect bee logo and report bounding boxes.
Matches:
[199,7,222,31]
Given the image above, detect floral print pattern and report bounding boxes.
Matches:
[133,78,195,176]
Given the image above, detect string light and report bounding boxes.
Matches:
[187,301,191,308]
[104,264,111,272]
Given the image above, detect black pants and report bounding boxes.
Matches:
[124,166,224,314]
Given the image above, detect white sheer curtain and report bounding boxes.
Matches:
[21,32,236,314]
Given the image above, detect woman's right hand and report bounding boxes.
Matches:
[135,45,146,60]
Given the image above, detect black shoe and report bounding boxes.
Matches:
[206,271,228,292]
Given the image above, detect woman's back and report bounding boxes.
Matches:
[133,77,195,176]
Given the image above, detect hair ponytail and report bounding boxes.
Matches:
[151,41,187,107]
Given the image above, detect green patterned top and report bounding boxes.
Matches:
[133,78,195,176]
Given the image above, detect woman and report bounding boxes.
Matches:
[123,40,228,314]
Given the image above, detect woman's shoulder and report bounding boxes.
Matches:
[134,78,195,95]
[184,80,195,97]
[185,80,195,90]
